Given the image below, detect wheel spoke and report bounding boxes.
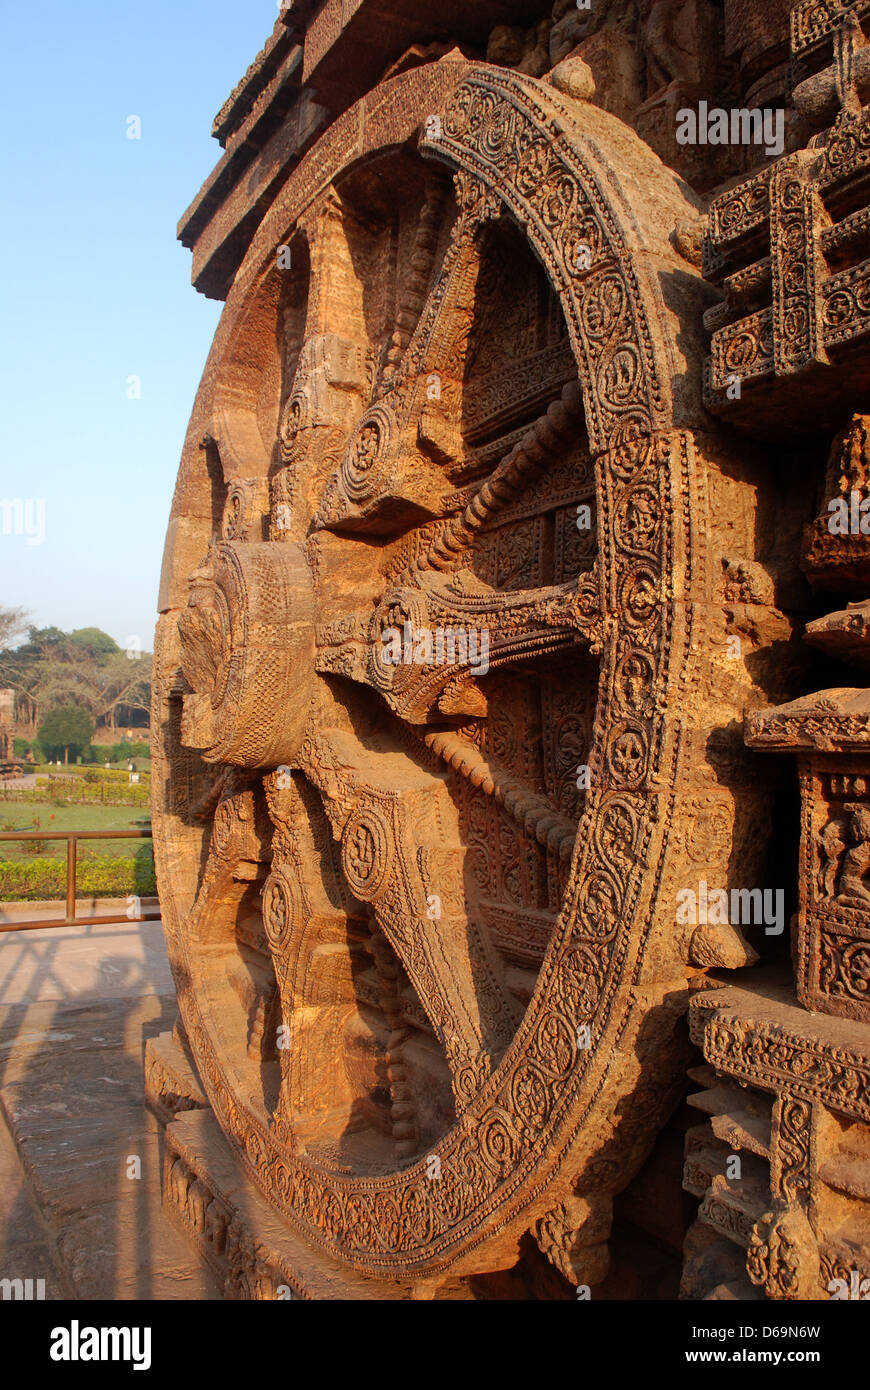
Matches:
[260,769,371,1139]
[316,564,601,723]
[298,726,521,1112]
[272,188,376,542]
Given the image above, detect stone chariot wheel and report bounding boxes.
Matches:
[152,59,792,1289]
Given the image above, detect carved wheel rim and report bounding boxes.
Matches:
[153,65,760,1279]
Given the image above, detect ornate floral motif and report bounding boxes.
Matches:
[774,1097,812,1205]
[747,1207,820,1301]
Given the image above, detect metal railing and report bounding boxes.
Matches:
[0,830,160,933]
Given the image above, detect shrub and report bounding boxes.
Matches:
[12,738,42,763]
[0,781,150,808]
[94,741,150,765]
[0,851,157,901]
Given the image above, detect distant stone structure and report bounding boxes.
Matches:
[0,690,16,729]
[148,0,870,1299]
[0,723,22,778]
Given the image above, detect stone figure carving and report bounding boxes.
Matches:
[818,818,847,897]
[549,0,640,65]
[837,803,870,903]
[641,0,703,92]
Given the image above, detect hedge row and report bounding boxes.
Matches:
[44,767,151,783]
[14,740,150,765]
[0,784,151,807]
[0,854,157,901]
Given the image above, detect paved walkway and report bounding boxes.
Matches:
[0,915,174,1006]
[0,914,220,1300]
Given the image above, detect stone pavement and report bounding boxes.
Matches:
[0,915,221,1299]
[0,913,174,1005]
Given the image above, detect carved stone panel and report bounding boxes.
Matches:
[747,692,870,1023]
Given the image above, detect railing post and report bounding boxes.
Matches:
[66,836,77,925]
[0,826,156,933]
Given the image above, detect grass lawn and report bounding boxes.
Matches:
[0,801,152,862]
[31,759,152,774]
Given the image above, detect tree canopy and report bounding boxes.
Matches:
[0,623,151,732]
[39,705,95,762]
[69,628,120,658]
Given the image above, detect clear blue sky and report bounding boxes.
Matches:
[0,0,281,652]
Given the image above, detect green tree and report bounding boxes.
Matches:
[38,706,94,764]
[0,626,72,727]
[69,628,120,658]
[0,625,152,733]
[87,650,152,730]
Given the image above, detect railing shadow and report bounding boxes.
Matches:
[0,900,208,1300]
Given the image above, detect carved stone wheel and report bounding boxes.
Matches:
[153,61,795,1287]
